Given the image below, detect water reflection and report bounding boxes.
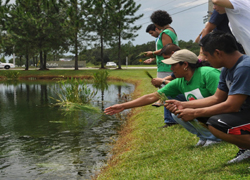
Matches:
[0,81,134,180]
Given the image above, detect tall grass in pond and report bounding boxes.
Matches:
[93,70,109,111]
[93,70,109,91]
[51,77,98,112]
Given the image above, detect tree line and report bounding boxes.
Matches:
[77,39,200,66]
[3,38,200,67]
[0,0,143,70]
[0,0,200,69]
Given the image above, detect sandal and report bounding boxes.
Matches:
[152,102,162,107]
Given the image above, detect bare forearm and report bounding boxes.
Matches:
[194,101,240,118]
[153,49,162,55]
[182,95,220,109]
[122,92,159,109]
[212,0,233,8]
[182,89,227,109]
[164,75,174,81]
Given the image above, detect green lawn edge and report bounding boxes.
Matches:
[1,69,249,179]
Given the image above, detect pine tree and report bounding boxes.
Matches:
[108,0,143,69]
[65,0,92,70]
[89,0,114,69]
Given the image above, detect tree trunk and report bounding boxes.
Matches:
[33,57,35,66]
[117,22,122,69]
[118,32,122,69]
[39,51,44,70]
[74,32,79,70]
[43,51,47,70]
[100,35,105,69]
[25,54,29,70]
[19,56,22,67]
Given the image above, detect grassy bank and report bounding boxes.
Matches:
[1,69,249,179]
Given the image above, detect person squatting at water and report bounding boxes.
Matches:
[150,43,186,128]
[165,31,250,164]
[104,49,221,147]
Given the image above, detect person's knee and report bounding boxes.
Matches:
[207,116,229,134]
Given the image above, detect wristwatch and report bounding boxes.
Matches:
[162,80,166,85]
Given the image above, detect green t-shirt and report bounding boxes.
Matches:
[156,29,179,72]
[158,66,220,100]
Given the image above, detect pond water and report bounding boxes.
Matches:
[0,81,134,180]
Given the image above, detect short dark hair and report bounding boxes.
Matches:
[146,24,156,32]
[160,43,180,56]
[150,10,172,27]
[199,31,238,55]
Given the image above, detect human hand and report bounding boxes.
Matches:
[164,100,184,113]
[175,108,196,121]
[144,51,154,58]
[104,104,125,115]
[198,53,206,61]
[151,78,163,88]
[144,58,154,64]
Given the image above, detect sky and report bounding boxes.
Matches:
[3,0,211,60]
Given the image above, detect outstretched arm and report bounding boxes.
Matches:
[104,92,160,115]
[212,0,234,9]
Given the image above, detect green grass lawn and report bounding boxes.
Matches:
[1,69,250,179]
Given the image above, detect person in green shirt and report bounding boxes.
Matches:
[145,10,178,73]
[104,49,221,147]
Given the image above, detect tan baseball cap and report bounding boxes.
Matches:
[161,49,198,65]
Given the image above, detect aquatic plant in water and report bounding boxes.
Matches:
[51,78,98,112]
[93,70,109,91]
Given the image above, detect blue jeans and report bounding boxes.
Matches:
[172,114,221,141]
[164,94,186,124]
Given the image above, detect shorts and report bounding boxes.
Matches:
[207,111,250,135]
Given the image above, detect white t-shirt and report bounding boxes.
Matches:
[226,0,250,55]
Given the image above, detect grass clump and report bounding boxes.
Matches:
[51,77,98,112]
[4,71,20,80]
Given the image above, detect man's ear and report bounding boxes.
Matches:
[214,49,223,57]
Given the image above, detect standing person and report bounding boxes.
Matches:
[144,10,179,127]
[165,32,250,163]
[212,0,250,55]
[144,24,162,64]
[144,24,164,109]
[196,9,244,60]
[145,10,178,74]
[105,49,221,146]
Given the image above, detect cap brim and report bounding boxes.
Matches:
[161,57,179,65]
